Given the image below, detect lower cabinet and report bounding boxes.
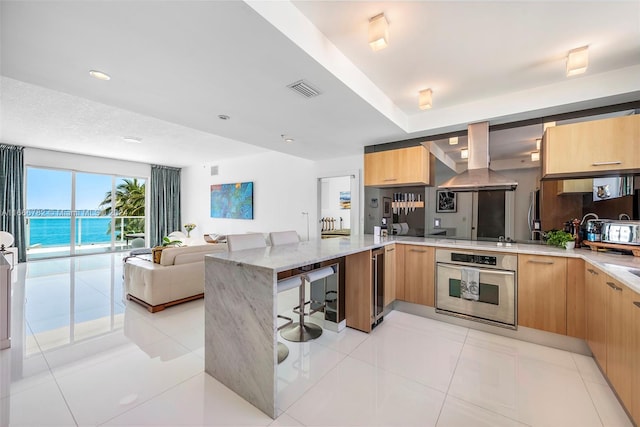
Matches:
[585,263,638,425]
[517,254,567,334]
[402,245,434,307]
[605,276,633,416]
[383,244,396,307]
[345,250,372,333]
[585,265,607,368]
[632,289,640,421]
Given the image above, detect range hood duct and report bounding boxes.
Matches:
[438,121,518,192]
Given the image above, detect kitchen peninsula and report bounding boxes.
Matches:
[204,235,640,422]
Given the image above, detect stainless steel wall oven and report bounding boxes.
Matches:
[435,249,517,329]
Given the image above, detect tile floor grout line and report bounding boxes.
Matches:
[432,326,469,426]
[571,352,610,427]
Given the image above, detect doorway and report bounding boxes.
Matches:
[317,173,359,239]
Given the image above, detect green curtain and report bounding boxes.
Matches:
[0,144,26,262]
[150,165,181,247]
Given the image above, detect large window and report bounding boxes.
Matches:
[26,167,146,259]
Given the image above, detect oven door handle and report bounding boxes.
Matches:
[437,263,515,276]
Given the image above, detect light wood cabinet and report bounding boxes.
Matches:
[402,245,434,306]
[364,145,434,187]
[383,244,396,307]
[542,115,640,179]
[394,244,406,301]
[585,265,607,369]
[631,288,640,421]
[604,275,633,414]
[345,250,372,333]
[517,255,567,334]
[566,258,586,339]
[556,179,592,194]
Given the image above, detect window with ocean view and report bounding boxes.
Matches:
[26,167,147,259]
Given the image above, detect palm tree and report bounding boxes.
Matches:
[99,178,145,238]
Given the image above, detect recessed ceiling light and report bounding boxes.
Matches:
[281,134,294,143]
[123,136,142,143]
[218,114,230,120]
[89,70,111,81]
[531,151,540,162]
[461,149,469,159]
[449,136,459,145]
[536,138,542,150]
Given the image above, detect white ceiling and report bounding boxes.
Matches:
[1,1,639,168]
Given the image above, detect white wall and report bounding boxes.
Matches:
[182,151,318,241]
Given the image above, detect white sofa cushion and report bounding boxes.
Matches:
[160,244,226,266]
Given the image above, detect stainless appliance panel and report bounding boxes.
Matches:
[435,249,517,329]
[602,221,640,245]
[371,248,384,328]
[436,263,516,327]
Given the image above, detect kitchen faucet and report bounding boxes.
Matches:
[580,212,599,225]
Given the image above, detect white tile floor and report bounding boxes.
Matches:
[0,253,633,426]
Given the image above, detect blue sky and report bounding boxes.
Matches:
[26,168,144,210]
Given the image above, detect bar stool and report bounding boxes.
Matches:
[270,231,328,343]
[227,233,294,363]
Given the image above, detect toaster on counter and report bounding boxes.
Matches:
[601,221,640,245]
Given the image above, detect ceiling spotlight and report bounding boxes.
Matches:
[531,151,540,162]
[566,46,588,77]
[418,88,433,110]
[281,134,294,143]
[461,149,469,159]
[89,70,111,81]
[218,114,230,120]
[449,136,459,145]
[536,138,542,150]
[123,136,142,144]
[368,13,389,51]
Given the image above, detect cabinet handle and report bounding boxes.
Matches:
[386,248,395,252]
[587,269,598,275]
[606,281,622,291]
[409,249,427,253]
[527,260,554,265]
[592,161,622,166]
[383,178,398,182]
[634,302,640,309]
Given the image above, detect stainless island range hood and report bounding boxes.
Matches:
[438,121,518,192]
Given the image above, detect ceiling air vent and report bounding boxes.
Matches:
[287,80,321,98]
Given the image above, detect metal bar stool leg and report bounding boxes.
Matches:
[280,279,323,342]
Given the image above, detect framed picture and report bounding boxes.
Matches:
[339,191,351,209]
[210,182,254,219]
[383,197,391,218]
[436,190,457,213]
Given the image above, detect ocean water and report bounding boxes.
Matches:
[28,214,113,247]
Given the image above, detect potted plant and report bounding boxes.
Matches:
[152,236,183,263]
[545,230,575,249]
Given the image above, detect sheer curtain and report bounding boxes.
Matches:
[150,165,181,247]
[0,144,26,262]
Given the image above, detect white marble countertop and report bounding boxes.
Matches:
[206,235,640,294]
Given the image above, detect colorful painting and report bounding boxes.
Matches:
[210,182,254,219]
[339,191,351,209]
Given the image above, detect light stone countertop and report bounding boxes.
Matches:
[206,234,640,294]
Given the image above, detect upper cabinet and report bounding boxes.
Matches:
[364,145,434,187]
[542,115,640,179]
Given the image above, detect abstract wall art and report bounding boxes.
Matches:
[210,182,254,219]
